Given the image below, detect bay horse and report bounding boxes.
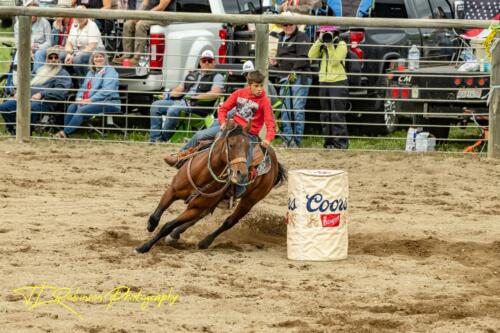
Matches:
[135,121,286,253]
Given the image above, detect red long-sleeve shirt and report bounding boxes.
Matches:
[218,87,276,142]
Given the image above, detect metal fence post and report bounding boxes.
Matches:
[488,33,499,158]
[255,23,269,80]
[16,15,31,142]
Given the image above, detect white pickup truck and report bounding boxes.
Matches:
[119,0,258,109]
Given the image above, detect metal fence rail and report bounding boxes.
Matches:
[0,7,498,156]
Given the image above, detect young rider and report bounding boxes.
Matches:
[164,70,276,167]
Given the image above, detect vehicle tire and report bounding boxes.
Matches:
[361,84,398,135]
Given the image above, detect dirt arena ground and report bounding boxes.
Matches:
[0,139,499,333]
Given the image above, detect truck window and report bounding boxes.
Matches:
[429,0,452,18]
[176,0,211,12]
[223,0,261,14]
[222,0,241,13]
[371,3,409,18]
[413,0,433,18]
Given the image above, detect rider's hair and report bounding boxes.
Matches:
[246,71,265,85]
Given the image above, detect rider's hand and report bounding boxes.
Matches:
[31,92,42,100]
[220,122,226,131]
[260,140,270,148]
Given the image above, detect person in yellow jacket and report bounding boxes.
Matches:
[308,25,349,149]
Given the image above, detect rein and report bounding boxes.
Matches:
[186,126,257,198]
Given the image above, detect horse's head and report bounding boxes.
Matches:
[223,120,252,184]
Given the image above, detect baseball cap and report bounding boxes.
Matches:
[200,50,215,60]
[242,60,255,73]
[46,47,60,57]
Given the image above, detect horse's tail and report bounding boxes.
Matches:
[274,162,287,188]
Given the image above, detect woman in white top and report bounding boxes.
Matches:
[64,6,104,81]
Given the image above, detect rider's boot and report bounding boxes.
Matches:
[164,146,198,168]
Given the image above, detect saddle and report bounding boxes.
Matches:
[176,140,265,169]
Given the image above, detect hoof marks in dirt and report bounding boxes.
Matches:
[351,234,500,267]
[0,228,12,234]
[180,285,221,299]
[211,242,243,252]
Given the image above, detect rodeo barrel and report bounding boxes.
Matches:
[287,170,349,261]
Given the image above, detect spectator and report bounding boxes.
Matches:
[113,0,175,66]
[149,50,224,143]
[13,1,51,66]
[0,48,72,135]
[164,70,276,172]
[270,22,311,148]
[56,48,120,138]
[307,25,349,149]
[279,0,322,14]
[33,14,73,73]
[64,8,104,81]
[71,0,119,33]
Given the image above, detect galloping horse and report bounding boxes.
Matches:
[135,121,286,253]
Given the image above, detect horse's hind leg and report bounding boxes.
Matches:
[136,207,207,254]
[148,186,176,232]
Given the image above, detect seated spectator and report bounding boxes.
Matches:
[279,0,322,14]
[113,0,175,66]
[33,15,73,73]
[64,8,104,81]
[13,1,51,66]
[0,48,72,135]
[149,50,224,143]
[56,48,120,138]
[72,0,119,35]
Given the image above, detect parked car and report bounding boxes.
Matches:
[345,0,463,134]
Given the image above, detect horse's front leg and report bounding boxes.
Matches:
[165,220,199,245]
[148,186,176,232]
[198,200,254,250]
[136,207,206,254]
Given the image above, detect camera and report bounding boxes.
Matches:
[321,32,333,44]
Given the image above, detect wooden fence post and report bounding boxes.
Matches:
[16,15,31,142]
[255,23,270,140]
[255,23,269,80]
[488,33,499,158]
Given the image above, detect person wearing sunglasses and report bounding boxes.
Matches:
[0,48,72,135]
[269,22,312,148]
[149,50,224,143]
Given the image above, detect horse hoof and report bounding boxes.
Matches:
[164,235,178,245]
[198,240,210,250]
[147,216,159,232]
[134,244,149,253]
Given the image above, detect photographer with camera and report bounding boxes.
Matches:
[308,25,349,149]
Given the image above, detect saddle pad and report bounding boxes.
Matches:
[255,153,272,177]
[252,145,265,166]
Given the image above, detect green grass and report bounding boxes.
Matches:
[0,25,14,79]
[36,123,481,153]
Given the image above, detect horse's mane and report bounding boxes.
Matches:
[226,125,247,137]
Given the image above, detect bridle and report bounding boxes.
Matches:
[186,126,254,198]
